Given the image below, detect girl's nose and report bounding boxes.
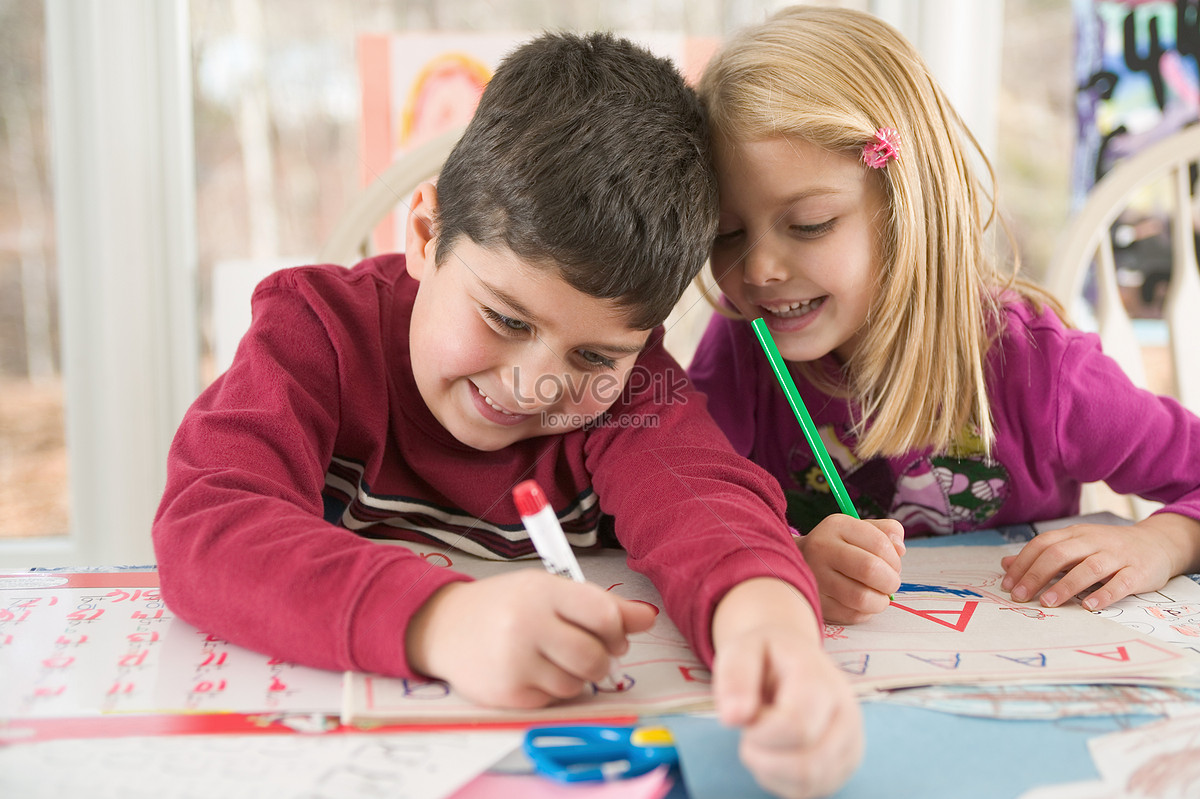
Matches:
[740,239,789,286]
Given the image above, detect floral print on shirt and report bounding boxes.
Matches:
[783,424,1010,535]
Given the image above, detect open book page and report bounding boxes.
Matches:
[341,542,714,726]
[825,545,1200,693]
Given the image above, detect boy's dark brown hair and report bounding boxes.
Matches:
[433,31,717,330]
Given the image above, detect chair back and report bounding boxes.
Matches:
[318,127,464,266]
[1048,125,1200,517]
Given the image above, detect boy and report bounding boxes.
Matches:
[154,32,859,798]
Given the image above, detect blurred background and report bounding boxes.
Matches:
[1,0,1172,565]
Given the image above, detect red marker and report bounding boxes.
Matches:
[513,480,585,582]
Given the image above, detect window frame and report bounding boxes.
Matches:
[0,0,199,568]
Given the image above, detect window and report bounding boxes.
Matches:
[3,1,1049,567]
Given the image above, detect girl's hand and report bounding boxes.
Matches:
[1000,513,1200,611]
[712,578,863,799]
[406,570,657,708]
[798,515,905,624]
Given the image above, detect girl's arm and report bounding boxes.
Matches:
[998,315,1200,609]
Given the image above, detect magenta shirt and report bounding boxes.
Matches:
[688,300,1200,537]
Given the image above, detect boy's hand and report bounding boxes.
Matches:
[406,570,657,708]
[712,578,862,799]
[798,515,905,624]
[1000,512,1200,611]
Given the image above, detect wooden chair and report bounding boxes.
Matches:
[1047,124,1200,518]
[317,127,463,266]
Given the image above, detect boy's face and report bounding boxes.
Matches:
[405,188,650,451]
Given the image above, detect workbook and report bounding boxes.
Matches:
[823,544,1200,694]
[340,540,1200,725]
[339,541,716,725]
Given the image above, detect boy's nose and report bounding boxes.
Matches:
[510,347,565,410]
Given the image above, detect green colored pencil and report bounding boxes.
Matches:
[750,317,859,519]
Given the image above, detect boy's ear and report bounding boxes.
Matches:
[405,181,438,282]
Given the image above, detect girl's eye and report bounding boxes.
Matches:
[793,219,836,237]
[578,349,617,370]
[713,229,743,246]
[482,307,529,333]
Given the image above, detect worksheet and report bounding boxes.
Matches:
[0,730,521,799]
[822,546,1200,693]
[341,542,714,725]
[877,574,1200,718]
[0,569,343,721]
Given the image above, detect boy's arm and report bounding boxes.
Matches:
[154,280,468,678]
[712,578,863,799]
[586,336,821,666]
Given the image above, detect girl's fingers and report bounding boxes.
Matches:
[820,569,895,622]
[1002,535,1087,601]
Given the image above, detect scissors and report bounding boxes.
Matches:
[523,724,678,782]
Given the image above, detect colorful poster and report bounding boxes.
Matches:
[1074,0,1200,196]
[356,31,717,255]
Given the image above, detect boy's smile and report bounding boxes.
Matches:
[709,135,886,364]
[406,234,650,452]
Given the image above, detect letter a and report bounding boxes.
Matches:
[891,600,978,631]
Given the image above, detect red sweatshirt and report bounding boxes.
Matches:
[153,254,818,678]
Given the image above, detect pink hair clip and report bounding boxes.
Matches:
[862,127,901,168]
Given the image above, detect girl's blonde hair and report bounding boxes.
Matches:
[698,5,1060,459]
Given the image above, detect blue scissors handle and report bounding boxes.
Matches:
[524,724,678,782]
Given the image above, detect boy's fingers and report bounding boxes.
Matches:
[537,622,620,685]
[524,655,591,701]
[618,599,658,636]
[553,584,631,655]
[713,641,765,727]
[739,665,863,799]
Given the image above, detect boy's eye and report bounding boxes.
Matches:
[482,307,529,333]
[578,349,617,370]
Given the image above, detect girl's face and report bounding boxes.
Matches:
[709,135,887,364]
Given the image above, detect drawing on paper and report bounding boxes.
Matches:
[821,545,1198,693]
[341,541,714,725]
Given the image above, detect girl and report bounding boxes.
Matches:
[689,5,1200,626]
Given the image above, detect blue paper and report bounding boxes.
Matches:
[661,705,1147,799]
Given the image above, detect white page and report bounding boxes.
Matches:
[0,730,521,799]
[821,546,1200,692]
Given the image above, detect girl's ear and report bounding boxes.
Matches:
[404,181,438,282]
